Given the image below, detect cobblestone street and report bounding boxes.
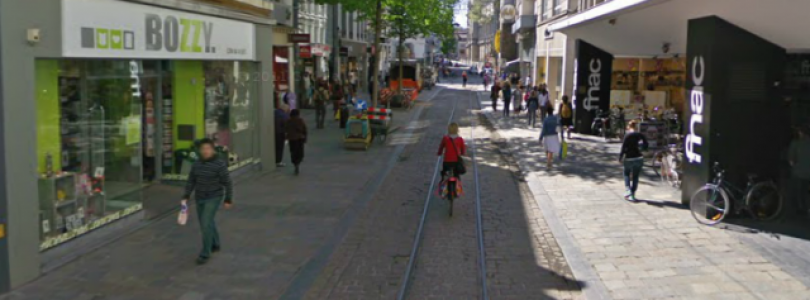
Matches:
[4,81,810,300]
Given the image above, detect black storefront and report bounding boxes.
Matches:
[569,16,809,216]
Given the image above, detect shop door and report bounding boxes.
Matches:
[682,16,788,204]
[140,62,162,183]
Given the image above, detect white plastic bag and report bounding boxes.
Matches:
[178,202,189,226]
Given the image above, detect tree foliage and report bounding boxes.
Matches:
[440,36,457,56]
[468,0,496,25]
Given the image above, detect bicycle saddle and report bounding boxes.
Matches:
[747,173,759,181]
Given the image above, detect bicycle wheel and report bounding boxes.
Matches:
[648,151,664,176]
[745,181,782,221]
[690,185,730,225]
[661,153,678,187]
[448,180,455,217]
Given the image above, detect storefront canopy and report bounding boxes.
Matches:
[549,0,810,56]
[503,59,529,72]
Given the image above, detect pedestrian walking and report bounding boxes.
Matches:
[330,79,343,118]
[539,85,550,122]
[462,71,468,87]
[789,124,810,215]
[313,81,329,129]
[181,138,233,265]
[502,81,512,117]
[559,95,574,140]
[539,106,561,168]
[274,105,289,167]
[490,80,501,112]
[619,120,649,202]
[285,109,308,175]
[483,74,490,90]
[527,87,540,127]
[514,85,524,116]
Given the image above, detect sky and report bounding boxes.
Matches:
[454,0,468,28]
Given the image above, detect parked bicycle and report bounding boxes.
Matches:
[658,143,683,188]
[690,162,783,225]
[609,107,626,139]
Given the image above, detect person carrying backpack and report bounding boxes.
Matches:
[559,95,574,140]
[313,81,329,129]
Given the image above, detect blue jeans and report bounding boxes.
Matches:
[196,198,222,258]
[623,159,644,194]
[528,108,537,127]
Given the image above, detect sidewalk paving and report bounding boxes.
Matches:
[0,88,443,300]
[479,93,810,300]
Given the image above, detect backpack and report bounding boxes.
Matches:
[314,88,328,106]
[561,102,573,118]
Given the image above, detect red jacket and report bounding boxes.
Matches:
[438,136,466,163]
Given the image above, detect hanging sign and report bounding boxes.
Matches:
[62,0,256,60]
[288,34,311,44]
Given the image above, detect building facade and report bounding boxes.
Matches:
[0,0,278,291]
[468,0,500,68]
[327,5,371,86]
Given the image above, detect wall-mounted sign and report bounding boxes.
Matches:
[311,44,331,57]
[573,40,613,134]
[300,45,312,58]
[500,4,517,23]
[339,47,349,57]
[62,0,256,60]
[289,33,311,44]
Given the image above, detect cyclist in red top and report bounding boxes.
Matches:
[438,123,467,181]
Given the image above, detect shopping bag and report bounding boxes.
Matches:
[177,202,189,226]
[559,141,568,161]
[334,109,341,121]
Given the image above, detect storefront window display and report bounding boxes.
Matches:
[161,60,260,180]
[36,59,259,250]
[36,59,146,250]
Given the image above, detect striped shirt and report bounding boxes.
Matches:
[183,157,233,203]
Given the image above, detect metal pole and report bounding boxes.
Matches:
[292,0,301,103]
[0,2,11,293]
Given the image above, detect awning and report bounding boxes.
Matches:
[503,59,530,72]
[549,0,810,56]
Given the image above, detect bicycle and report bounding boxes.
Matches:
[658,145,683,188]
[441,170,461,217]
[690,162,783,225]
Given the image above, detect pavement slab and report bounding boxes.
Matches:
[478,92,810,300]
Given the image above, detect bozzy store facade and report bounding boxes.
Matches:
[550,0,810,213]
[0,0,276,288]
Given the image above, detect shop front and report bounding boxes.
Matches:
[301,43,331,81]
[32,0,262,252]
[550,0,810,215]
[0,0,278,288]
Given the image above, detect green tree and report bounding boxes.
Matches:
[440,36,458,57]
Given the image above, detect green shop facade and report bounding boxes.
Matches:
[0,0,276,289]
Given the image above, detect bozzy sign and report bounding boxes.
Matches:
[145,15,216,54]
[63,0,255,60]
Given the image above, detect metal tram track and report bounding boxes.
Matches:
[396,88,488,300]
